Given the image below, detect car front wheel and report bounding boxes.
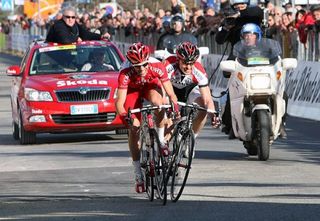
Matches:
[12,121,19,140]
[19,111,36,145]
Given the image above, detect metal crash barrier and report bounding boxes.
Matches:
[0,25,319,62]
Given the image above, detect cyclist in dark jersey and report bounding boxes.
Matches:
[163,42,220,146]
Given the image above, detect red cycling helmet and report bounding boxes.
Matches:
[126,42,150,65]
[176,42,200,63]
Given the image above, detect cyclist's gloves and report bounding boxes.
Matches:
[119,112,131,125]
[173,102,180,115]
[211,112,221,128]
[168,101,180,119]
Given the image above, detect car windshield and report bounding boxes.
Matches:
[233,38,282,66]
[29,44,123,75]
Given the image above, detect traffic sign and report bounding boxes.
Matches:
[1,0,14,11]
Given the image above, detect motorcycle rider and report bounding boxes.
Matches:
[156,16,172,50]
[157,14,197,53]
[237,23,288,139]
[215,0,264,138]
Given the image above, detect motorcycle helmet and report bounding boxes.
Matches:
[240,23,262,41]
[176,42,200,63]
[162,16,172,29]
[229,0,249,6]
[170,14,184,29]
[126,42,150,66]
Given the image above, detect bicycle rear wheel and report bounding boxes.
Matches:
[170,131,195,202]
[140,129,154,201]
[150,129,167,205]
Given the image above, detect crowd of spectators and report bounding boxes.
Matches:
[1,0,320,56]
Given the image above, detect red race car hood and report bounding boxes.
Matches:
[26,72,119,91]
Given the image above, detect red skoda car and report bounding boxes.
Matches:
[7,40,126,144]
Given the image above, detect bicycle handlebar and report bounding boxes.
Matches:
[128,102,217,116]
[129,104,172,114]
[177,101,217,114]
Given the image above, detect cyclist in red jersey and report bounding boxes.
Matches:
[163,42,220,153]
[115,42,178,193]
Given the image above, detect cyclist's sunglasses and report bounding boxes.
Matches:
[181,60,195,65]
[133,62,148,68]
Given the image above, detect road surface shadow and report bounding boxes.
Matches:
[0,195,318,221]
[0,132,128,146]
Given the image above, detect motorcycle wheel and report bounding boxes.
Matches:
[256,110,270,161]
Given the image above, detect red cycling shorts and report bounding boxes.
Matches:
[122,80,163,126]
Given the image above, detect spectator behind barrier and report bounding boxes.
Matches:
[311,5,320,32]
[46,6,110,44]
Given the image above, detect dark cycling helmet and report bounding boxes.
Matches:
[170,14,184,29]
[240,23,262,41]
[126,42,150,65]
[176,42,200,63]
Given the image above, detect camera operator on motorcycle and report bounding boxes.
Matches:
[163,42,220,157]
[157,14,198,54]
[219,23,296,160]
[215,0,264,139]
[239,23,280,57]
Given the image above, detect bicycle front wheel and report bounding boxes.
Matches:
[150,129,167,205]
[140,129,154,201]
[170,130,195,202]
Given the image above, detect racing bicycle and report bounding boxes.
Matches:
[128,104,171,205]
[166,101,217,202]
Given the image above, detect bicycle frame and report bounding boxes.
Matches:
[129,104,171,205]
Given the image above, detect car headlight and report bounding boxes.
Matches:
[24,88,53,101]
[250,73,271,90]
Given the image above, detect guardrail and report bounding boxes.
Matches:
[1,25,319,62]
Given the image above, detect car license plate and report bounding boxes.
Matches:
[70,104,98,115]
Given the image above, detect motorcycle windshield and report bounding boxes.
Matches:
[233,38,282,66]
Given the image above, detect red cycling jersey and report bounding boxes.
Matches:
[117,57,170,123]
[118,57,170,90]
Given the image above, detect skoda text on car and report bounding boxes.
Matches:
[7,40,126,144]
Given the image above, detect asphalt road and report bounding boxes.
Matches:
[0,53,319,221]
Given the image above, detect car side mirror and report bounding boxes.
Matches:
[7,65,21,76]
[220,60,236,73]
[282,58,297,70]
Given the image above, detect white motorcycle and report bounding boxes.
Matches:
[219,38,297,160]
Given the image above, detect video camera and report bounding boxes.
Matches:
[221,7,240,27]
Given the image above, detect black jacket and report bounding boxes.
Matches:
[46,19,102,44]
[158,31,198,53]
[215,6,263,47]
